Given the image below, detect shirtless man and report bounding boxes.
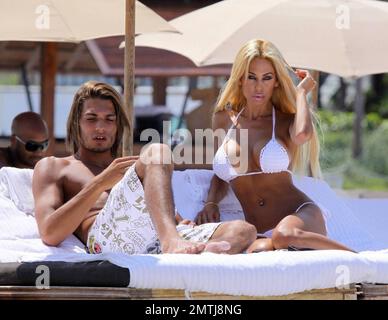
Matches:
[0,112,49,169]
[33,81,256,255]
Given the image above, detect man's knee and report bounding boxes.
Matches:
[225,220,257,244]
[139,143,174,169]
[272,227,304,249]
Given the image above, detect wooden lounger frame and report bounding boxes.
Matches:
[0,285,358,300]
[1,283,387,300]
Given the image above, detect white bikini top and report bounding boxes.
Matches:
[213,107,291,182]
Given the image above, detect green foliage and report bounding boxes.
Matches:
[0,72,19,85]
[318,110,354,132]
[319,130,351,170]
[370,95,388,118]
[365,112,383,131]
[361,120,388,176]
[318,110,384,133]
[343,160,388,191]
[317,110,388,190]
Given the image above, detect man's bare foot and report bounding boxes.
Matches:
[162,238,206,254]
[203,241,231,253]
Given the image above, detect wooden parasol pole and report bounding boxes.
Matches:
[123,0,135,156]
[40,42,57,156]
[310,70,320,108]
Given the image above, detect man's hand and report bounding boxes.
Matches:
[195,204,220,225]
[295,69,316,94]
[94,156,139,191]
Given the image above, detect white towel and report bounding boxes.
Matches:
[0,166,85,250]
[0,167,34,215]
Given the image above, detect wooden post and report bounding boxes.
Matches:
[122,0,135,156]
[40,42,57,156]
[310,70,320,108]
[152,77,167,105]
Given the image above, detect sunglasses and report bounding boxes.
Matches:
[15,136,49,152]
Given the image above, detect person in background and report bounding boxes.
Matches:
[0,112,49,169]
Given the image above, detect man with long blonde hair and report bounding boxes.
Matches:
[32,81,256,255]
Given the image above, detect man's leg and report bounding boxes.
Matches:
[206,220,257,254]
[137,143,224,254]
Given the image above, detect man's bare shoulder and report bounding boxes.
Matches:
[34,156,75,180]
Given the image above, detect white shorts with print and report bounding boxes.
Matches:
[87,164,221,255]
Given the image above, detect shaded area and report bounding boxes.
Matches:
[0,261,129,287]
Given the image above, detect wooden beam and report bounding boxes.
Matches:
[123,0,135,156]
[0,42,8,51]
[359,283,388,300]
[64,43,85,72]
[102,67,232,77]
[85,40,111,74]
[40,42,57,156]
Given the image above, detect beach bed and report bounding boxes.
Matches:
[1,167,387,300]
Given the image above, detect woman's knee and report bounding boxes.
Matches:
[272,227,304,249]
[246,238,274,253]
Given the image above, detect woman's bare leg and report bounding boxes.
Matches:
[271,204,355,252]
[246,237,274,253]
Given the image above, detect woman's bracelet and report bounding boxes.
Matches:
[204,201,219,209]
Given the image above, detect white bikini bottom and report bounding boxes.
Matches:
[256,201,330,239]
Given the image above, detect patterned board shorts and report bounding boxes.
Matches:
[87,164,221,255]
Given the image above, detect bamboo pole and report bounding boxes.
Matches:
[123,0,135,156]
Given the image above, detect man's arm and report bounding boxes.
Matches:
[33,156,138,246]
[33,157,105,246]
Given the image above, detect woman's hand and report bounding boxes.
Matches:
[195,203,220,225]
[295,69,316,94]
[175,212,196,226]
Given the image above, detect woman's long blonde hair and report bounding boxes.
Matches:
[214,39,322,178]
[66,81,130,157]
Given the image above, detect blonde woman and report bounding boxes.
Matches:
[195,39,353,252]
